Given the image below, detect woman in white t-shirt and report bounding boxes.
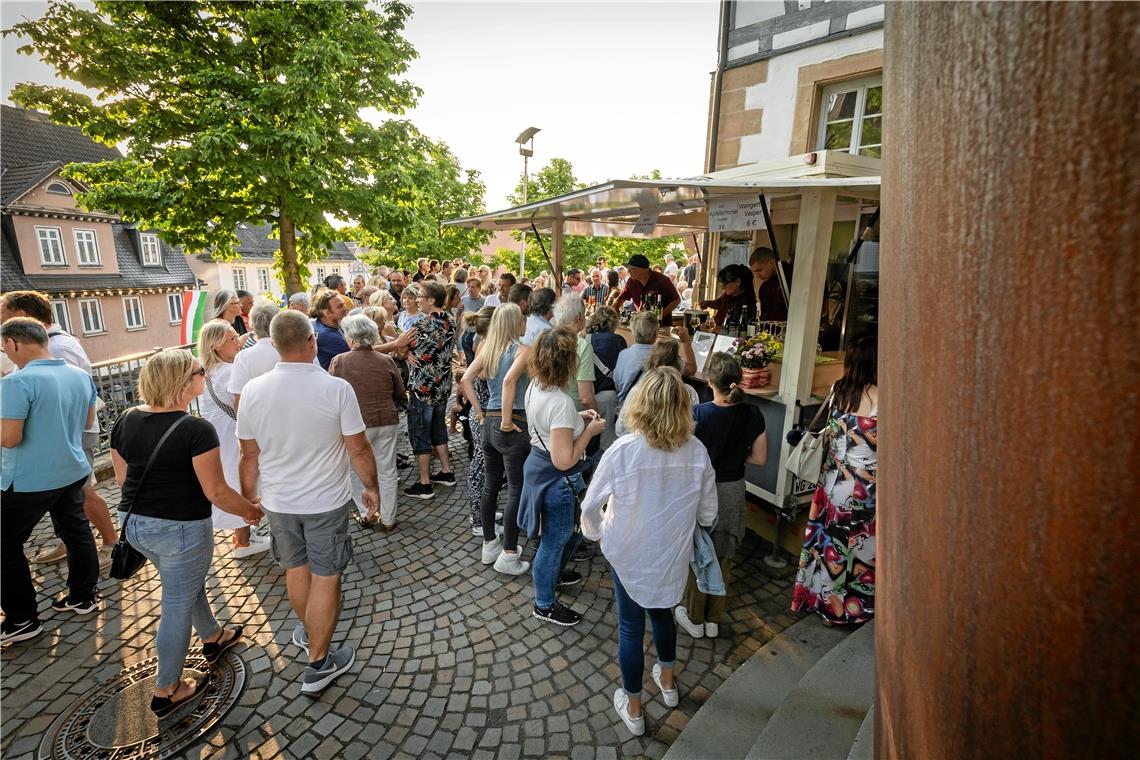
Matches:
[197,320,270,559]
[580,366,718,737]
[520,328,605,627]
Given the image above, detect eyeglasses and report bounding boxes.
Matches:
[190,368,206,377]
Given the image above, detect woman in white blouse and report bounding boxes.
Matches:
[581,366,718,737]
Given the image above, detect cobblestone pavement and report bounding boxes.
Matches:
[1,435,798,759]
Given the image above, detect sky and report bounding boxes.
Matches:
[1,1,721,211]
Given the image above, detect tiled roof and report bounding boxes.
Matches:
[1,220,32,290]
[1,161,63,205]
[10,224,197,294]
[196,222,357,262]
[1,105,121,169]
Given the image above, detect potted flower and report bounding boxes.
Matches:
[732,332,782,388]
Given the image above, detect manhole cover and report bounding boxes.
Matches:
[38,650,245,759]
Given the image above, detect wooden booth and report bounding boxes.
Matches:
[444,150,881,562]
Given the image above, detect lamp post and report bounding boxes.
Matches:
[515,126,540,276]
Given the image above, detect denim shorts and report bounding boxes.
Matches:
[266,499,353,577]
[406,396,449,454]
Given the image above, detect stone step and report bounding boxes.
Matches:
[847,704,875,760]
[664,616,850,760]
[745,621,875,760]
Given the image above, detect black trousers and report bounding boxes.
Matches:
[1,476,99,623]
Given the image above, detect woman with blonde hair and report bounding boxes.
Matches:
[676,353,767,639]
[197,321,270,558]
[110,349,261,716]
[361,305,397,340]
[581,366,717,736]
[459,307,494,535]
[518,328,606,625]
[461,303,531,575]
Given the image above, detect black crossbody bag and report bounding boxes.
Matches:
[109,412,191,580]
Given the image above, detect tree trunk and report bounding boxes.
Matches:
[278,211,301,296]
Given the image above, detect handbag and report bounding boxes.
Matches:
[785,392,834,485]
[110,412,192,580]
[205,373,236,420]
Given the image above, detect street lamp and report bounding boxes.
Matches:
[515,126,540,275]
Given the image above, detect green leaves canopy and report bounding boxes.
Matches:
[7,0,486,294]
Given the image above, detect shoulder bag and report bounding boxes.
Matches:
[109,412,192,580]
[785,392,834,485]
[205,373,237,420]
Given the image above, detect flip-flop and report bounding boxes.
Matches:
[202,625,244,664]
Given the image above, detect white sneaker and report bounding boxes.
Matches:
[652,663,679,707]
[704,622,719,638]
[233,536,271,559]
[674,606,704,638]
[493,550,530,576]
[471,524,483,537]
[480,538,502,565]
[613,688,645,736]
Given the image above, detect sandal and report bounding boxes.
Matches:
[150,672,210,718]
[202,625,244,664]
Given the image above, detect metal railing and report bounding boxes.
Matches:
[91,344,200,454]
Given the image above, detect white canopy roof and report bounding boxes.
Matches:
[443,151,881,239]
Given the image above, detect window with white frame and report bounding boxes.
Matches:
[167,292,184,324]
[78,298,104,334]
[140,233,162,266]
[257,268,270,292]
[330,266,341,278]
[123,296,145,330]
[315,266,326,283]
[51,300,71,332]
[73,229,100,266]
[817,76,882,158]
[232,267,247,291]
[36,227,66,265]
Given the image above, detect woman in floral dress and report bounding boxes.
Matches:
[792,337,877,625]
[462,308,495,535]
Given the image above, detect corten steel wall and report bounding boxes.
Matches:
[879,3,1139,758]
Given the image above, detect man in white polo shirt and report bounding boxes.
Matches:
[237,310,380,696]
[227,303,282,414]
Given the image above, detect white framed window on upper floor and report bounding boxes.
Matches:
[257,268,271,292]
[330,266,341,278]
[816,75,882,158]
[36,226,66,266]
[46,181,73,196]
[51,299,71,333]
[123,296,145,330]
[73,228,100,266]
[78,298,105,335]
[233,267,247,291]
[167,292,184,324]
[140,233,162,266]
[315,266,326,283]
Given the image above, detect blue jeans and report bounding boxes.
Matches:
[124,514,220,689]
[612,567,676,700]
[532,476,583,608]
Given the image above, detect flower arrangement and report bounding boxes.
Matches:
[732,332,782,369]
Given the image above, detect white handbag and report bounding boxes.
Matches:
[785,392,833,484]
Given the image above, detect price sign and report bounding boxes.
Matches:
[708,196,767,232]
[632,209,659,235]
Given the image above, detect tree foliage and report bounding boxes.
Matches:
[508,159,681,278]
[6,0,484,294]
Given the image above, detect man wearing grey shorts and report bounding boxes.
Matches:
[237,311,380,696]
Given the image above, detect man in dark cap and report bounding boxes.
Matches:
[608,254,680,326]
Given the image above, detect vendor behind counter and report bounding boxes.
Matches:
[608,254,680,326]
[701,264,756,328]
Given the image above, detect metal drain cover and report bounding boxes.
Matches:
[38,650,245,759]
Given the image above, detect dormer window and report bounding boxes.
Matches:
[46,181,73,196]
[140,233,162,266]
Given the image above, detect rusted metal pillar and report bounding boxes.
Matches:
[879,3,1139,758]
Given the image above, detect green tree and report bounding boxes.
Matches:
[343,137,491,271]
[7,0,438,295]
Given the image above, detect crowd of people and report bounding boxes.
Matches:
[0,247,876,736]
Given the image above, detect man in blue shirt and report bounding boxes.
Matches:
[613,311,660,403]
[312,289,350,370]
[1,318,101,644]
[521,287,556,347]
